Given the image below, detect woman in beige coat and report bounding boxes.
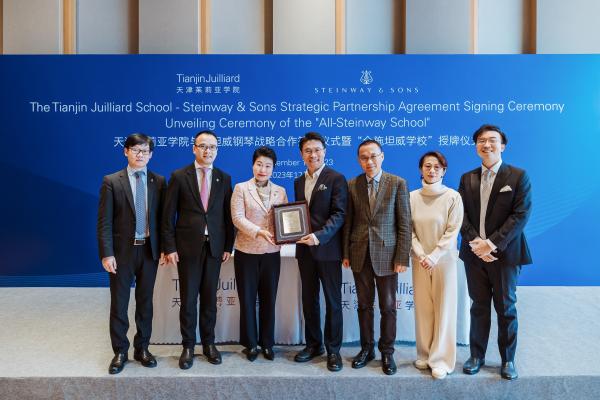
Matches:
[410,151,464,379]
[231,146,288,361]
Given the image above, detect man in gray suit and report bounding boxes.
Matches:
[342,139,411,375]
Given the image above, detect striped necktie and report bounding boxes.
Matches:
[134,171,146,238]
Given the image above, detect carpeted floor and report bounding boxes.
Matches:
[0,287,599,399]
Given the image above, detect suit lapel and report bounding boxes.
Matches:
[469,169,481,228]
[248,179,268,213]
[356,174,371,219]
[207,168,221,212]
[185,163,203,211]
[309,167,328,210]
[147,171,156,212]
[118,169,135,213]
[486,163,511,217]
[371,173,389,217]
[296,175,306,202]
[269,184,281,209]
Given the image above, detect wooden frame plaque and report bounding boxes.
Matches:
[273,201,311,244]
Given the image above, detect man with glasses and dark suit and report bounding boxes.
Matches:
[293,132,348,372]
[459,124,532,380]
[97,133,166,374]
[162,130,235,369]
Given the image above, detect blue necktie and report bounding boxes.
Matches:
[134,171,146,238]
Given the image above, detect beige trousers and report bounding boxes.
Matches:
[412,253,458,373]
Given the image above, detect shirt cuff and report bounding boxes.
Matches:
[485,239,497,253]
[311,233,320,245]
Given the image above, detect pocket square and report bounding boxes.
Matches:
[500,185,512,192]
[318,184,328,191]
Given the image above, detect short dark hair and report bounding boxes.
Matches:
[194,130,218,144]
[299,132,326,152]
[124,133,154,151]
[418,151,448,169]
[357,139,382,155]
[252,146,277,165]
[472,124,507,145]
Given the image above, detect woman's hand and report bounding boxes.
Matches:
[419,256,435,270]
[257,229,275,245]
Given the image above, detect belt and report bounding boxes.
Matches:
[203,235,210,242]
[134,238,148,245]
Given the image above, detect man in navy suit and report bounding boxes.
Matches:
[293,132,348,372]
[97,133,166,374]
[459,124,532,380]
[162,130,234,369]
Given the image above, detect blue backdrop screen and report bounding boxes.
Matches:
[1,55,599,286]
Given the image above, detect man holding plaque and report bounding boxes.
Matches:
[162,130,235,369]
[342,139,411,375]
[293,132,348,372]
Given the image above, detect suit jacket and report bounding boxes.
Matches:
[458,162,532,267]
[97,168,166,263]
[342,172,411,276]
[161,163,234,260]
[294,166,348,262]
[231,179,288,254]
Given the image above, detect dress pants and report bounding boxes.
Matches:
[465,259,520,362]
[412,254,457,372]
[233,250,281,349]
[297,254,343,354]
[109,242,158,354]
[177,239,222,349]
[352,252,398,355]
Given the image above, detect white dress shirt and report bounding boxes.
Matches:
[480,160,502,251]
[127,165,149,238]
[303,164,326,245]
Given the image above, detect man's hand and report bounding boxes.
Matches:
[257,229,275,245]
[469,238,493,258]
[297,234,316,246]
[159,252,166,266]
[394,263,407,273]
[342,258,351,269]
[165,252,179,265]
[222,252,231,262]
[102,256,117,274]
[480,254,498,262]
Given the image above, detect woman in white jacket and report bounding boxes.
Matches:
[410,151,464,379]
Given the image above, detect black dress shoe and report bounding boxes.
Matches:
[382,354,397,376]
[203,344,222,365]
[352,348,375,369]
[500,361,518,380]
[243,347,259,362]
[108,353,128,375]
[327,353,343,372]
[262,347,275,361]
[179,348,194,370]
[463,357,485,375]
[294,346,325,362]
[134,348,157,368]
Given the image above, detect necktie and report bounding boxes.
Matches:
[368,179,377,214]
[200,167,209,210]
[479,169,493,238]
[134,171,146,237]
